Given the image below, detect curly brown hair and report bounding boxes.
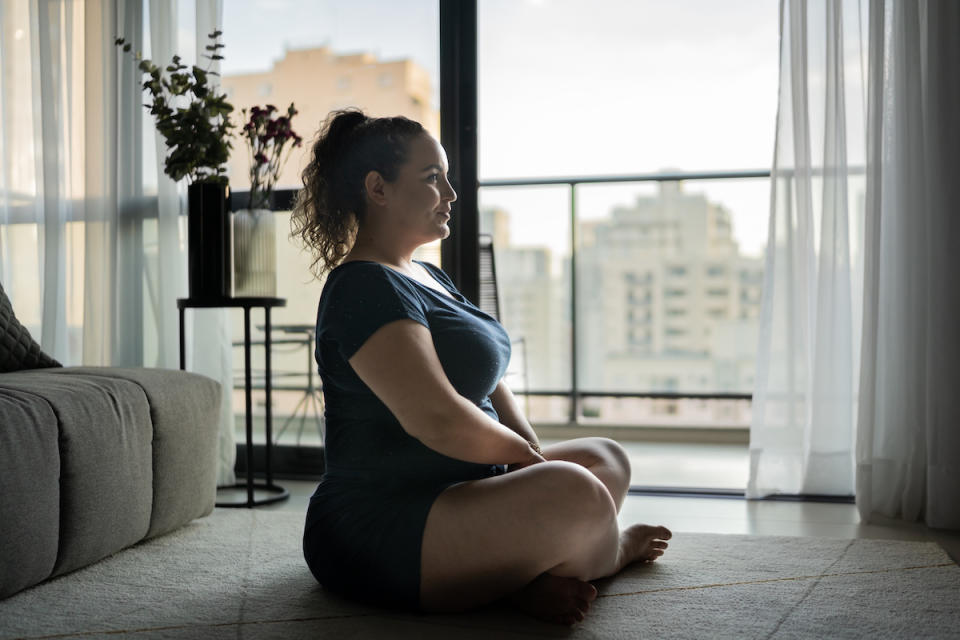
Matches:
[290,108,426,278]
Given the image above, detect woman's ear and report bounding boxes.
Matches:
[363,171,388,206]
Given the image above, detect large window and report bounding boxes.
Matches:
[478,0,779,428]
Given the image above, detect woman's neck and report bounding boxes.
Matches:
[345,234,417,272]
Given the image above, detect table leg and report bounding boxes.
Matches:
[264,305,274,487]
[243,306,254,507]
[178,307,186,370]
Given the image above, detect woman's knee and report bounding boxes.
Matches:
[594,437,631,477]
[529,461,617,525]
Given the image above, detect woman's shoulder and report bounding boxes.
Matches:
[325,260,408,287]
[320,261,422,307]
[316,260,431,352]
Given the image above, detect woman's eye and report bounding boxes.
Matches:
[426,174,440,183]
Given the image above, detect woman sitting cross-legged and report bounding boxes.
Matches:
[293,108,672,626]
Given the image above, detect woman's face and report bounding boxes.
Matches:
[381,133,457,244]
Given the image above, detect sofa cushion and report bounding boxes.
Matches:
[0,282,61,373]
[45,368,221,538]
[0,372,154,577]
[0,385,60,599]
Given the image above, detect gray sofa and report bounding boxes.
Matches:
[0,367,221,600]
[0,284,221,599]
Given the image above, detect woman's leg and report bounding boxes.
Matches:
[419,460,670,622]
[541,437,632,511]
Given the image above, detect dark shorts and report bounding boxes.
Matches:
[302,466,505,610]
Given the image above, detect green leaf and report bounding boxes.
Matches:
[124,29,234,184]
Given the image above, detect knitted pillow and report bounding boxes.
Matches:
[0,282,62,372]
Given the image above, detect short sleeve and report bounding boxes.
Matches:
[318,264,429,361]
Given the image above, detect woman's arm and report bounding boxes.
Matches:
[348,318,544,466]
[489,379,539,445]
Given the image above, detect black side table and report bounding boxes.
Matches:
[178,297,290,507]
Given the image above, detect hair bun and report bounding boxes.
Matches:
[325,109,368,144]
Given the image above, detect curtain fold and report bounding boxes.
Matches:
[33,0,74,362]
[754,0,960,529]
[856,0,960,530]
[81,0,121,367]
[748,0,865,499]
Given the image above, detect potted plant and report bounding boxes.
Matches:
[233,104,303,297]
[116,31,235,299]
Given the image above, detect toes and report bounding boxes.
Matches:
[558,610,583,626]
[653,540,669,550]
[577,581,598,601]
[656,526,672,540]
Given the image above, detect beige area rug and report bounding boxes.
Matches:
[1,510,958,640]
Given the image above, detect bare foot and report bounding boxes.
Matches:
[615,524,672,572]
[509,573,598,626]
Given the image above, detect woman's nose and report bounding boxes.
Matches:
[443,179,457,202]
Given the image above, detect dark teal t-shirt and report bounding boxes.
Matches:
[304,260,512,608]
[314,259,511,482]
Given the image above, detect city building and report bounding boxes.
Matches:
[578,180,763,396]
[487,181,764,426]
[222,47,438,191]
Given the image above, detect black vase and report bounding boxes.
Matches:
[187,181,232,300]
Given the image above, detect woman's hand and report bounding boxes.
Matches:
[507,442,547,473]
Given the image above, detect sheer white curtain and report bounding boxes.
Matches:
[0,0,235,486]
[752,0,960,529]
[856,0,960,530]
[748,0,867,499]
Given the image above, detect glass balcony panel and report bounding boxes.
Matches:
[479,185,572,423]
[575,178,769,422]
